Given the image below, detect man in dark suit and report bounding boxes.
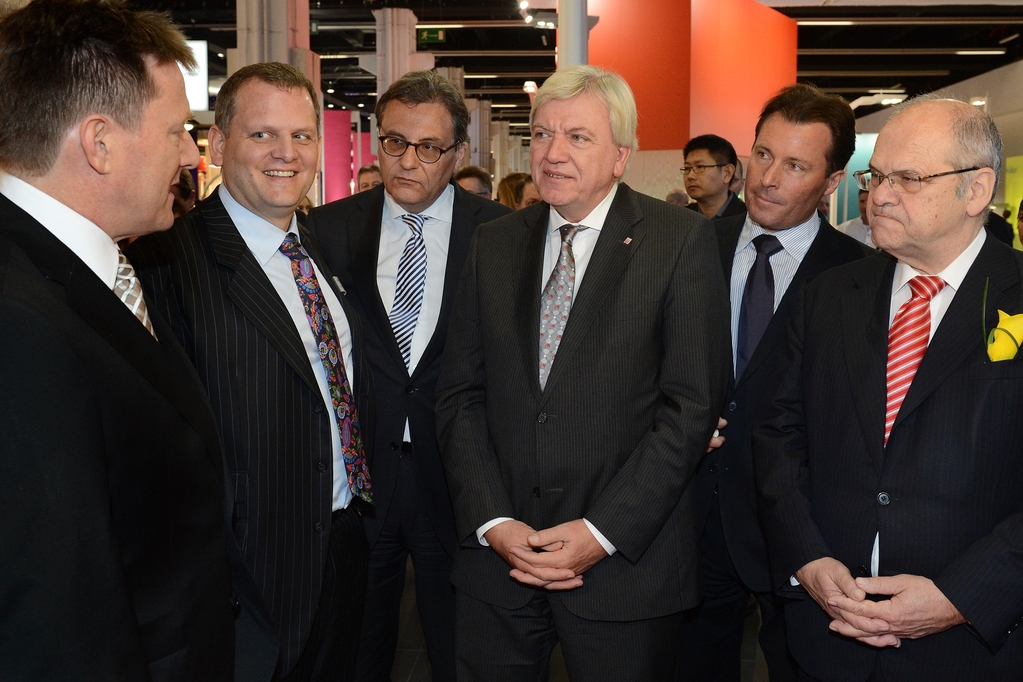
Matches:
[684,134,747,220]
[434,65,730,681]
[130,62,372,682]
[306,71,510,682]
[0,2,237,679]
[754,96,1023,681]
[679,84,871,682]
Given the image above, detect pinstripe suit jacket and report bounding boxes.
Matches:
[306,183,510,556]
[435,183,731,620]
[754,238,1023,681]
[128,189,374,679]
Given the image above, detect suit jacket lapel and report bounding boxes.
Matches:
[514,204,551,401]
[413,184,476,381]
[0,199,223,472]
[843,255,894,473]
[542,184,645,394]
[893,238,1022,434]
[202,192,320,395]
[717,215,744,390]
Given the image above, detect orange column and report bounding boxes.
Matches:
[588,0,691,151]
[689,0,797,157]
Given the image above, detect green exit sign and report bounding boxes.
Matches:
[418,28,446,43]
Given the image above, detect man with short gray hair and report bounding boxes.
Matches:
[755,96,1023,680]
[436,64,730,681]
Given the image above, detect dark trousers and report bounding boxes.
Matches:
[456,588,684,682]
[281,504,370,682]
[677,493,797,682]
[354,453,455,682]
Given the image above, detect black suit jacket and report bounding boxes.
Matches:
[0,195,235,681]
[128,189,373,679]
[754,236,1023,681]
[305,183,510,556]
[686,192,747,220]
[695,212,870,593]
[435,184,731,620]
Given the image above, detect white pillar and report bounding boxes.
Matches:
[232,0,317,80]
[369,8,435,99]
[557,0,588,68]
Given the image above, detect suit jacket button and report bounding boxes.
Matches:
[533,487,541,497]
[728,401,737,412]
[405,385,415,394]
[231,597,241,616]
[314,522,325,533]
[877,492,890,506]
[390,442,399,451]
[537,412,547,423]
[317,462,327,472]
[709,463,719,473]
[314,403,324,413]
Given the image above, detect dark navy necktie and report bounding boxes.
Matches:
[736,234,783,379]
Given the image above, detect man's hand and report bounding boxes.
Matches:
[828,574,966,648]
[506,519,609,591]
[795,557,895,640]
[706,418,728,453]
[484,519,576,588]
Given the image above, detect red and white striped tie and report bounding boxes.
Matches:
[884,275,945,446]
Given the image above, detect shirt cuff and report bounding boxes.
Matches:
[476,517,514,546]
[790,575,801,586]
[583,518,617,556]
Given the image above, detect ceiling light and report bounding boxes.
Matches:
[955,50,1005,56]
[971,97,987,107]
[520,1,529,8]
[867,88,906,94]
[509,122,530,127]
[797,21,854,27]
[466,74,499,79]
[357,103,365,108]
[326,88,335,94]
[327,104,334,108]
[184,122,195,131]
[523,81,538,94]
[217,52,224,58]
[524,14,534,24]
[415,24,465,29]
[492,104,518,108]
[881,98,904,106]
[999,33,1019,44]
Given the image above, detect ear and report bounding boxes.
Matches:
[79,115,114,174]
[965,167,997,219]
[208,125,227,168]
[822,169,845,198]
[454,141,467,169]
[613,145,632,179]
[722,163,735,185]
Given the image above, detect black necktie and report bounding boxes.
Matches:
[736,234,783,378]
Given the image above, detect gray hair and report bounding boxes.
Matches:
[530,65,639,152]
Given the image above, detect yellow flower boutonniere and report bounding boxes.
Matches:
[987,310,1023,362]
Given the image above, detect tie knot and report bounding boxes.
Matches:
[115,248,134,277]
[559,224,582,245]
[279,233,305,261]
[908,275,945,301]
[401,213,426,236]
[752,234,783,257]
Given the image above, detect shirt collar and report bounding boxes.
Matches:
[383,182,455,224]
[737,209,821,261]
[548,183,619,236]
[219,182,299,266]
[714,191,737,219]
[892,227,987,296]
[0,172,119,289]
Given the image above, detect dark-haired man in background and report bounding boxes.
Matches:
[679,83,870,682]
[307,71,510,682]
[455,165,494,199]
[684,134,746,220]
[131,61,372,682]
[0,1,237,679]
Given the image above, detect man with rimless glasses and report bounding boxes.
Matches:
[307,71,510,682]
[754,95,1023,681]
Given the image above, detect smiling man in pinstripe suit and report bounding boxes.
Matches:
[130,62,373,682]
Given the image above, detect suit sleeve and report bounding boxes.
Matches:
[752,281,834,590]
[581,215,731,562]
[435,230,518,545]
[0,301,150,681]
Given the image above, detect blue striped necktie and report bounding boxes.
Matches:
[390,213,428,369]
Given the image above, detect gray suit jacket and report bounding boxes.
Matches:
[435,183,730,620]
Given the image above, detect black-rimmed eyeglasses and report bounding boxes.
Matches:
[378,136,461,164]
[680,164,727,176]
[853,167,980,194]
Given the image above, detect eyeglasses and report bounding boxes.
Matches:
[681,164,727,176]
[853,167,980,194]
[378,136,461,164]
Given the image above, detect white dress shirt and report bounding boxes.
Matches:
[730,211,820,372]
[837,216,874,248]
[0,173,119,289]
[221,184,356,511]
[377,184,454,441]
[476,184,621,555]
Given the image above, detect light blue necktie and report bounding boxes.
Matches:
[390,214,428,369]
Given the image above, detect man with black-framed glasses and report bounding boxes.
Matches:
[682,134,746,220]
[307,70,509,682]
[755,95,1023,681]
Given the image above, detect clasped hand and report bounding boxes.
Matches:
[484,518,608,591]
[796,557,966,649]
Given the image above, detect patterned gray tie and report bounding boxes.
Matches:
[113,248,157,339]
[538,224,583,389]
